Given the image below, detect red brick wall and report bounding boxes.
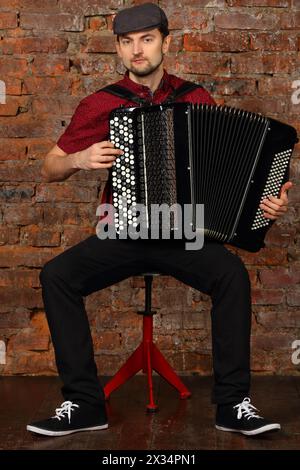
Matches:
[0,0,300,376]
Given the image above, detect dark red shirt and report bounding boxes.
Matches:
[57,69,215,206]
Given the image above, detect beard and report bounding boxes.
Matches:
[126,52,164,77]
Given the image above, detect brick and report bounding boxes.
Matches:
[215,12,280,30]
[0,116,62,138]
[0,308,31,329]
[30,56,70,76]
[287,184,300,204]
[88,16,106,31]
[0,11,17,28]
[194,77,256,96]
[59,0,121,15]
[250,350,273,372]
[265,226,296,248]
[4,351,56,375]
[256,309,300,328]
[0,186,34,201]
[70,74,118,95]
[20,224,61,247]
[259,267,300,287]
[250,32,297,51]
[0,0,19,6]
[2,78,22,95]
[175,52,231,75]
[0,161,42,182]
[17,0,60,11]
[0,37,69,54]
[72,55,116,75]
[159,312,183,330]
[231,52,298,74]
[35,183,98,203]
[258,77,294,96]
[0,57,28,78]
[23,76,72,95]
[287,288,300,306]
[25,138,56,160]
[0,287,42,311]
[20,13,84,32]
[183,353,213,374]
[226,97,286,114]
[240,247,287,265]
[252,288,285,305]
[251,333,296,350]
[161,7,210,31]
[184,32,249,52]
[168,33,183,53]
[41,203,84,226]
[0,96,30,116]
[0,226,19,245]
[3,204,43,225]
[0,246,62,268]
[182,311,209,329]
[84,33,116,53]
[227,0,289,4]
[290,158,300,180]
[95,354,127,376]
[31,95,81,116]
[160,0,225,6]
[92,330,122,353]
[0,269,40,288]
[280,11,300,28]
[0,139,27,160]
[155,334,174,351]
[62,226,94,246]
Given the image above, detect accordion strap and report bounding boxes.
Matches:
[163,81,203,103]
[99,81,203,106]
[100,84,149,105]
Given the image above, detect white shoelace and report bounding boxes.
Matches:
[233,397,263,420]
[51,401,79,423]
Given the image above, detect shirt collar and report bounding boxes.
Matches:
[122,69,172,95]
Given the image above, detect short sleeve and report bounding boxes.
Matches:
[57,96,109,154]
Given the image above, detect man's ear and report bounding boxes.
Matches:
[162,35,171,54]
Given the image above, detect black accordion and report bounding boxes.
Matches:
[108,102,297,252]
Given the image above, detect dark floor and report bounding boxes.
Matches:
[0,375,300,450]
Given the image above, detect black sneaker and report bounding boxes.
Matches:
[215,397,281,436]
[27,400,108,436]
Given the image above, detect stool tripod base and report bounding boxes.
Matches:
[104,274,192,411]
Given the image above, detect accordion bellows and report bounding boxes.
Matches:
[109,103,298,252]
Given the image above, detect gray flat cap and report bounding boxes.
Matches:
[113,2,169,36]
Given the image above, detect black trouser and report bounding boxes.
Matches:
[39,236,252,407]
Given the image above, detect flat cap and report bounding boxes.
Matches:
[113,2,169,36]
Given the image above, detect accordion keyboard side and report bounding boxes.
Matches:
[232,117,297,251]
[109,108,140,233]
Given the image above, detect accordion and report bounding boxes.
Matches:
[108,102,298,252]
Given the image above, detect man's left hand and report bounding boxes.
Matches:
[259,181,293,220]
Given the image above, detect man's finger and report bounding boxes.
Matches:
[280,181,293,197]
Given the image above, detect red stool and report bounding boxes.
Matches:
[104,273,192,412]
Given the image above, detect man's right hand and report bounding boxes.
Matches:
[74,141,124,170]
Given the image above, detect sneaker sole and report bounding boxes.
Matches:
[215,423,281,436]
[26,423,108,437]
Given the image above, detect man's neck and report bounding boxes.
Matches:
[128,66,164,94]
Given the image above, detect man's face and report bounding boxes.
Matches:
[115,28,170,77]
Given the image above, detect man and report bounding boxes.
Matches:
[27,3,292,437]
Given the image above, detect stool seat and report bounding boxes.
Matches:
[104,272,191,412]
